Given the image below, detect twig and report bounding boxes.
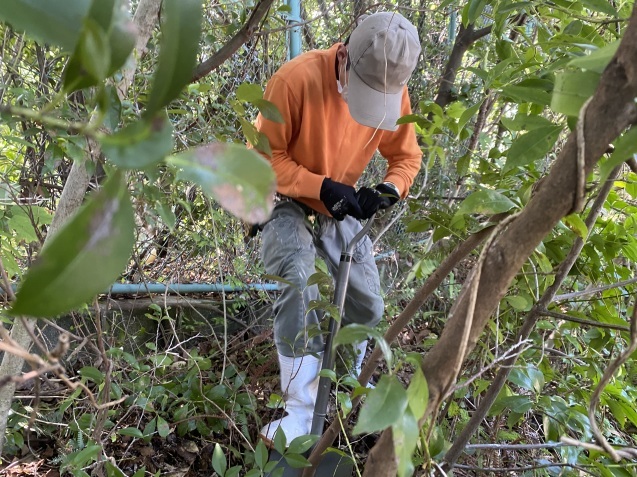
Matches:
[538,308,630,332]
[553,277,637,301]
[561,437,637,460]
[454,462,597,475]
[444,339,533,399]
[466,441,565,450]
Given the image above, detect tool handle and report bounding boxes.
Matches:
[311,215,375,436]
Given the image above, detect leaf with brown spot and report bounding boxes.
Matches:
[168,143,275,224]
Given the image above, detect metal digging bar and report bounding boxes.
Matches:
[266,215,375,477]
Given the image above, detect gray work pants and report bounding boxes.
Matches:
[261,201,384,357]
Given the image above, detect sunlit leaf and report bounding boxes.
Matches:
[10,173,135,318]
[456,189,517,216]
[568,41,619,73]
[145,0,202,117]
[236,83,263,102]
[551,70,600,117]
[563,214,589,239]
[167,143,275,224]
[580,0,618,16]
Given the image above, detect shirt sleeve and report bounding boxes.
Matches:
[378,88,422,198]
[254,75,325,200]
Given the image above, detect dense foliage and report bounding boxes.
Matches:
[0,0,637,476]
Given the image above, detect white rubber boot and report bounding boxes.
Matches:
[259,353,321,447]
[354,340,374,389]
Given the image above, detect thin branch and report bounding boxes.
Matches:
[539,308,630,332]
[454,462,597,475]
[466,441,566,450]
[553,277,637,301]
[191,0,276,82]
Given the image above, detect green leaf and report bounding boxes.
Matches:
[599,126,637,183]
[467,0,487,23]
[100,116,174,169]
[393,409,419,477]
[568,41,619,73]
[500,114,555,132]
[406,366,429,420]
[457,99,484,133]
[504,126,562,172]
[167,143,276,224]
[580,0,618,16]
[456,189,517,216]
[288,434,319,454]
[236,83,263,102]
[10,173,135,318]
[145,0,202,117]
[106,7,135,75]
[79,366,104,384]
[563,214,589,239]
[353,374,408,435]
[504,295,531,311]
[118,427,144,438]
[283,453,312,469]
[551,70,600,117]
[156,416,170,438]
[253,99,284,123]
[63,18,111,92]
[254,439,268,469]
[0,0,91,51]
[501,85,552,106]
[333,324,393,368]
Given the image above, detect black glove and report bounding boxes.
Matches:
[320,178,364,220]
[356,182,400,219]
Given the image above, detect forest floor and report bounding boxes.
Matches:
[0,296,534,477]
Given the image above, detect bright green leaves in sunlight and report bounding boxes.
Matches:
[234,82,283,157]
[456,189,517,217]
[551,41,619,118]
[63,0,136,92]
[167,143,276,224]
[144,0,202,118]
[10,173,135,318]
[236,83,284,124]
[100,115,173,169]
[0,0,91,52]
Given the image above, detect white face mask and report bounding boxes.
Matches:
[337,58,349,102]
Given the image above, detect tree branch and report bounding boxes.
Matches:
[191,0,275,82]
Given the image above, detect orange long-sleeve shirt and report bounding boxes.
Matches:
[255,44,422,217]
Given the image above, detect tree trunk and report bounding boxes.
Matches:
[363,4,637,475]
[0,0,162,454]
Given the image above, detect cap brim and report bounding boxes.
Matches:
[347,67,402,132]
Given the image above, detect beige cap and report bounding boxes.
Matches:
[347,12,421,131]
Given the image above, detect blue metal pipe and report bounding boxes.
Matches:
[287,0,302,59]
[107,282,280,294]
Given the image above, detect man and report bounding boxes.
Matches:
[255,11,422,446]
